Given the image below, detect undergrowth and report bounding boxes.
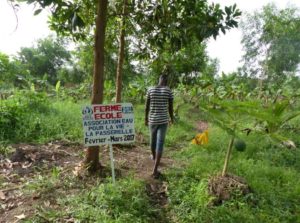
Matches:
[27,177,160,223]
[0,90,84,145]
[1,93,300,222]
[167,124,300,223]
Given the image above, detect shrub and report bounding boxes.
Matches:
[0,90,50,141]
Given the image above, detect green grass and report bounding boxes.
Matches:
[2,92,300,222]
[0,90,86,145]
[133,104,149,140]
[35,100,85,143]
[28,177,161,223]
[166,123,300,223]
[134,102,300,222]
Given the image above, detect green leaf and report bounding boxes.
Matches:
[42,0,53,7]
[233,11,242,17]
[269,133,289,143]
[221,27,226,34]
[282,111,300,124]
[272,100,289,117]
[231,20,238,27]
[55,81,61,93]
[233,4,237,12]
[225,6,231,15]
[34,9,42,16]
[30,83,35,92]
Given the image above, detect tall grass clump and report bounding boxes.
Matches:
[0,89,84,144]
[32,177,159,222]
[36,100,84,142]
[0,90,50,142]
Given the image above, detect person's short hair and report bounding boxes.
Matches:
[159,74,168,84]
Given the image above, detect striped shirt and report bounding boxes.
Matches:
[146,86,173,125]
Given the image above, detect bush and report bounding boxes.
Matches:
[0,90,83,143]
[0,90,50,141]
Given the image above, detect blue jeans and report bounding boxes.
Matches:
[149,123,168,153]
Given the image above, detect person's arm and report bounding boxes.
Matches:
[145,96,150,126]
[169,97,174,124]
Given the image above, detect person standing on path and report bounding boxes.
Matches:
[145,74,174,179]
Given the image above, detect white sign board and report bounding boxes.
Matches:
[82,103,135,146]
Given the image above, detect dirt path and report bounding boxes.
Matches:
[0,140,176,222]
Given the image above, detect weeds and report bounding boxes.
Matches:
[1,91,300,222]
[0,90,84,143]
[167,123,300,223]
[31,177,158,223]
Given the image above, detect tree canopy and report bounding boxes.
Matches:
[241,4,300,83]
[15,36,71,85]
[17,0,241,80]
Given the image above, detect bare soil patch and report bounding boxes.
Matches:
[0,140,176,222]
[107,144,176,179]
[0,141,83,222]
[208,174,251,205]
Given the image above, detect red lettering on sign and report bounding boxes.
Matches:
[117,112,122,118]
[93,105,122,113]
[94,112,122,120]
[93,106,101,113]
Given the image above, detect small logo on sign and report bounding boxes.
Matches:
[82,106,93,115]
[82,106,93,120]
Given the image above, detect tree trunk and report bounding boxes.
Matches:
[115,0,127,103]
[84,0,108,172]
[222,136,235,177]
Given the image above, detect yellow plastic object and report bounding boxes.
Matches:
[191,130,209,145]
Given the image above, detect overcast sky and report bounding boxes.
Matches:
[0,1,54,54]
[0,0,299,74]
[206,0,300,74]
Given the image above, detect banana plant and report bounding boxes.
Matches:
[240,99,300,143]
[125,75,151,103]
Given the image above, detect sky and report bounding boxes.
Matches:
[0,0,299,74]
[0,1,55,54]
[206,0,300,74]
